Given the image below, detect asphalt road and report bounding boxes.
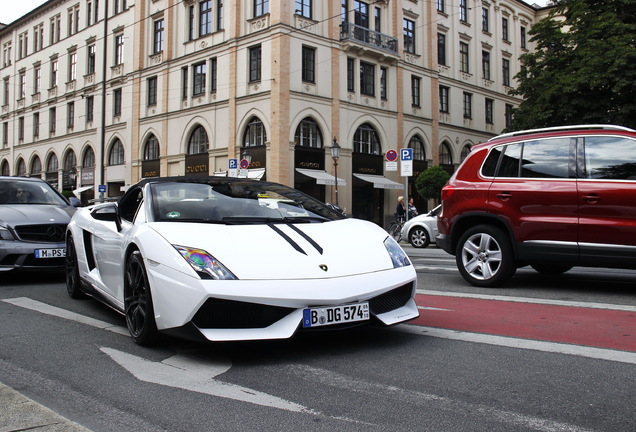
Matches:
[1,247,635,431]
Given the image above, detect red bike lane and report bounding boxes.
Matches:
[411,294,636,353]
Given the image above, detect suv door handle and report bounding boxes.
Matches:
[496,191,512,200]
[583,193,600,203]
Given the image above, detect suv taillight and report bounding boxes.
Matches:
[441,185,454,201]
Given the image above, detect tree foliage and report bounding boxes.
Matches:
[415,166,450,204]
[509,0,636,131]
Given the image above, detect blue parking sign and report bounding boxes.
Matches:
[400,148,413,161]
[229,159,238,169]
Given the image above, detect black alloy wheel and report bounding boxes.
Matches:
[65,235,84,299]
[124,250,159,345]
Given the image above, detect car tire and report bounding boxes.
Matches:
[65,235,85,299]
[409,227,430,248]
[455,225,516,288]
[124,250,160,345]
[530,264,573,275]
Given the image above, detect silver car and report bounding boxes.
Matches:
[0,176,78,272]
[400,205,441,248]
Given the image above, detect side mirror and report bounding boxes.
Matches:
[69,197,81,207]
[91,204,122,232]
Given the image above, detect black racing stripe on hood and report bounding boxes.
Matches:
[268,224,307,255]
[287,224,323,255]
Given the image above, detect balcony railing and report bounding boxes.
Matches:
[340,22,398,55]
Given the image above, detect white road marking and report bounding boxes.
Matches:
[416,290,636,312]
[414,265,457,272]
[398,325,636,365]
[418,306,454,311]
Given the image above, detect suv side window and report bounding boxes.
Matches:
[486,138,570,178]
[583,136,636,179]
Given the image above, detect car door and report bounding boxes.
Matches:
[487,137,579,263]
[577,135,636,267]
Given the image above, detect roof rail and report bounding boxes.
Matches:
[488,124,636,141]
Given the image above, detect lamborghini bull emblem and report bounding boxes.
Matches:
[319,264,328,272]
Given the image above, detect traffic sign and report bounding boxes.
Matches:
[98,185,106,193]
[240,159,250,169]
[229,159,238,170]
[400,148,413,161]
[400,148,413,177]
[386,149,398,162]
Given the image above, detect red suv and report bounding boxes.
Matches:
[436,125,636,287]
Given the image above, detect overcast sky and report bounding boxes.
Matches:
[2,0,556,26]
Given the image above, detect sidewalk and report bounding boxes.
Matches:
[0,382,90,432]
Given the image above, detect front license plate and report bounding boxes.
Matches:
[34,248,66,258]
[302,302,369,328]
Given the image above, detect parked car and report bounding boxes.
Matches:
[401,205,441,248]
[436,125,636,287]
[0,176,78,272]
[65,176,418,345]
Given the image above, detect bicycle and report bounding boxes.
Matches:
[387,214,405,243]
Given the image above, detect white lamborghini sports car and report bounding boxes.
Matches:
[65,177,418,345]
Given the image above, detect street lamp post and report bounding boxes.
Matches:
[330,137,340,208]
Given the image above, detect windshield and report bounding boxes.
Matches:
[150,180,346,224]
[0,179,70,206]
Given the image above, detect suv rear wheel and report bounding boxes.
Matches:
[455,225,516,287]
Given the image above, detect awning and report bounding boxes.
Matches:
[247,168,266,180]
[73,186,94,198]
[296,168,347,186]
[353,173,404,190]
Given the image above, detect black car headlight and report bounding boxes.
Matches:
[384,237,411,268]
[0,225,15,241]
[174,245,237,280]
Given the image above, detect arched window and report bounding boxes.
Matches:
[47,154,58,172]
[353,123,381,155]
[64,151,76,171]
[108,139,125,165]
[31,156,42,176]
[295,118,323,148]
[1,159,9,176]
[16,158,26,176]
[460,145,471,161]
[83,147,95,168]
[440,142,453,165]
[409,135,426,161]
[188,125,208,154]
[243,117,266,147]
[144,134,159,160]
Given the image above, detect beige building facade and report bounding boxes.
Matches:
[0,0,552,225]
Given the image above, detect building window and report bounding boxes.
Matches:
[68,5,80,36]
[17,159,26,176]
[2,122,7,146]
[115,34,125,65]
[503,58,511,86]
[147,77,157,106]
[295,118,322,148]
[87,45,96,74]
[254,0,269,17]
[505,104,514,128]
[403,19,415,54]
[217,0,224,30]
[19,72,26,100]
[18,32,28,60]
[47,154,58,174]
[2,78,8,106]
[200,0,212,36]
[67,102,74,128]
[482,8,489,33]
[461,145,471,162]
[50,14,61,44]
[409,136,426,161]
[485,98,494,124]
[436,0,445,14]
[440,142,452,165]
[33,112,40,138]
[51,59,58,88]
[30,156,42,177]
[113,88,122,116]
[295,0,311,19]
[114,0,127,15]
[144,135,160,160]
[360,61,375,96]
[69,52,77,81]
[463,92,472,119]
[249,45,262,82]
[109,139,125,165]
[193,62,206,95]
[437,33,446,66]
[482,51,491,80]
[87,0,93,26]
[154,19,164,53]
[244,117,266,147]
[301,46,315,83]
[18,117,24,141]
[380,67,387,100]
[460,42,470,73]
[502,17,509,42]
[83,147,95,169]
[347,57,355,92]
[86,96,94,122]
[2,42,11,68]
[188,125,209,154]
[374,6,381,32]
[182,66,188,99]
[49,107,56,133]
[33,24,44,52]
[210,57,217,92]
[353,123,381,155]
[521,27,527,49]
[34,67,41,94]
[411,76,421,107]
[439,86,449,113]
[460,0,468,23]
[188,5,195,41]
[1,160,9,175]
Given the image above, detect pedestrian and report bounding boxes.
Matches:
[408,197,418,219]
[396,196,406,221]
